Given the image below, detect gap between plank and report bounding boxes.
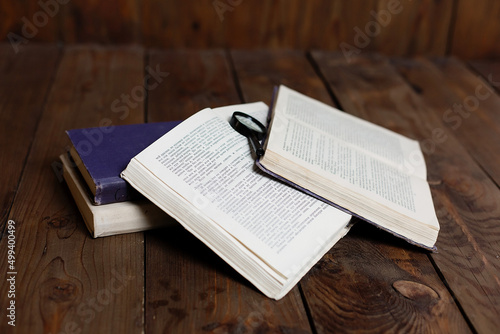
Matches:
[298,283,318,334]
[445,0,460,56]
[225,49,246,104]
[0,46,63,241]
[306,51,345,110]
[143,51,150,123]
[427,254,477,334]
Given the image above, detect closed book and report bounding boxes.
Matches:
[67,121,181,205]
[60,153,172,237]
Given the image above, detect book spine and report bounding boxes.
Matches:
[94,177,141,205]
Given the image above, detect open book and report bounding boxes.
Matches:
[121,102,353,300]
[258,85,439,250]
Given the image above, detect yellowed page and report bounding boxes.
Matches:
[126,102,352,279]
[262,86,439,241]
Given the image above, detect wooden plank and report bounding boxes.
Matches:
[147,49,240,121]
[61,0,141,43]
[469,59,500,94]
[451,0,500,59]
[313,51,500,333]
[141,0,451,55]
[142,1,224,48]
[0,0,59,45]
[231,50,332,105]
[0,44,59,226]
[302,223,469,333]
[233,49,469,333]
[145,49,312,333]
[0,0,474,57]
[393,57,500,187]
[314,0,452,56]
[0,46,146,334]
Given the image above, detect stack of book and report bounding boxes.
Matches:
[60,121,180,237]
[62,86,440,300]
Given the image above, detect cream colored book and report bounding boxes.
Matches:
[121,102,353,300]
[60,153,172,237]
[258,85,439,250]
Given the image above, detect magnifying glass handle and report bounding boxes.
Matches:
[249,132,265,157]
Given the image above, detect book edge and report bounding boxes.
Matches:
[256,159,437,252]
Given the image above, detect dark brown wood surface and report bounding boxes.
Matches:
[145,49,312,333]
[0,45,59,226]
[3,0,500,58]
[1,45,499,333]
[451,1,500,59]
[393,57,500,189]
[61,0,141,44]
[469,59,500,94]
[312,51,500,333]
[0,46,147,334]
[141,0,452,55]
[389,57,500,332]
[232,50,469,333]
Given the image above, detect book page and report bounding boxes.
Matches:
[271,86,427,179]
[264,86,436,225]
[133,102,351,277]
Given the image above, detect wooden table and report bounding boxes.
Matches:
[1,45,499,333]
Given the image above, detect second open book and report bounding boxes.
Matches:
[121,86,439,300]
[259,86,439,250]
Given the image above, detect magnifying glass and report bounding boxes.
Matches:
[229,111,267,157]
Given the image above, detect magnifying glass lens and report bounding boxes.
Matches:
[230,112,267,157]
[235,114,265,133]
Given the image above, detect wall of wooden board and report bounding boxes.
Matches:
[0,0,498,59]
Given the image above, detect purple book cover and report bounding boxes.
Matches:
[67,121,181,205]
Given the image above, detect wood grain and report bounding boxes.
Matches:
[1,0,485,57]
[0,0,59,44]
[144,49,312,333]
[0,45,59,227]
[393,57,500,187]
[231,49,332,105]
[142,1,224,49]
[147,49,240,122]
[61,0,141,43]
[142,0,452,55]
[469,59,500,94]
[1,45,499,333]
[451,0,500,59]
[233,49,469,333]
[312,51,500,333]
[310,0,452,56]
[303,222,468,333]
[0,46,147,334]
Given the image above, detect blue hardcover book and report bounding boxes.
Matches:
[67,121,181,205]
